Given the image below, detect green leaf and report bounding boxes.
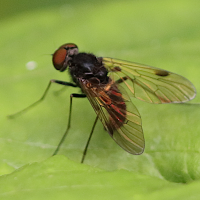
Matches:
[0,0,200,199]
[1,156,200,200]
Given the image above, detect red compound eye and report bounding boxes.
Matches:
[53,48,67,70]
[52,43,78,71]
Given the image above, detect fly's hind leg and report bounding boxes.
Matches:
[81,115,99,163]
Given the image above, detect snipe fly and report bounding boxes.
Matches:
[9,43,196,163]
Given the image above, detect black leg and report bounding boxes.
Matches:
[54,80,77,87]
[81,115,99,163]
[8,79,77,118]
[52,93,86,156]
[53,81,77,96]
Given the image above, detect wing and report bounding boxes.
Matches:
[102,57,196,104]
[79,79,144,155]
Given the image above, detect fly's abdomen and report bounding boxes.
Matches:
[105,84,127,128]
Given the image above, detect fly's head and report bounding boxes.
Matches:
[52,43,78,72]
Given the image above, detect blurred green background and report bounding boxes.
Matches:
[0,0,200,199]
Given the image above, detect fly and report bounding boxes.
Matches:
[8,43,196,163]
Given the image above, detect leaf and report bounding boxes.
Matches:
[0,0,200,199]
[1,156,200,200]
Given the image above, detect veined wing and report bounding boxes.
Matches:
[79,79,144,155]
[102,57,196,104]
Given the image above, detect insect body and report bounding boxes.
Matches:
[51,43,196,161]
[9,43,196,163]
[52,43,146,157]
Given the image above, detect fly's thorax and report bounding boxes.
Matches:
[69,53,109,84]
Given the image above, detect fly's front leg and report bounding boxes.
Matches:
[52,93,86,156]
[8,79,77,118]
